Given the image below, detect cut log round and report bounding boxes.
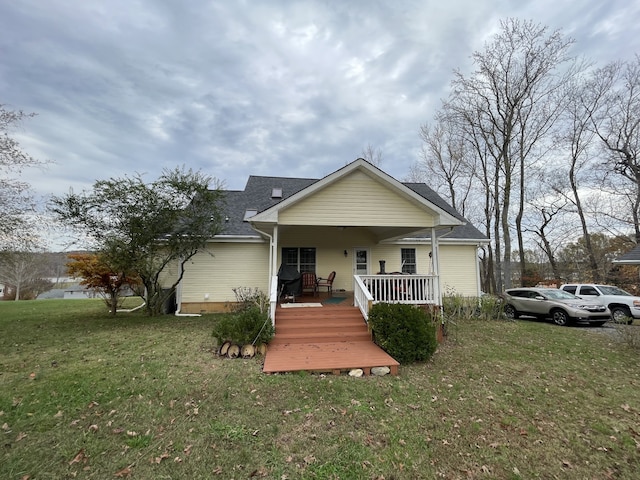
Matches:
[256,343,268,356]
[241,344,256,359]
[218,341,231,357]
[227,344,241,359]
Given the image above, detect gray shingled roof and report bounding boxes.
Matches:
[615,244,640,264]
[216,175,487,242]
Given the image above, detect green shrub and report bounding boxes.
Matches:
[212,306,274,346]
[368,303,437,364]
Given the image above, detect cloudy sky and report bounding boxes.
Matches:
[2,0,639,206]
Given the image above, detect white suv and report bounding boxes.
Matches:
[559,284,640,324]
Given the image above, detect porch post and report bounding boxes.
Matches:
[272,225,279,278]
[431,227,442,306]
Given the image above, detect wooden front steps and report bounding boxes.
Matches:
[263,305,399,375]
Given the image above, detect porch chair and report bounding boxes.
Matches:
[301,272,318,296]
[316,271,336,296]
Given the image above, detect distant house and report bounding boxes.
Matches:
[63,284,95,299]
[614,244,640,265]
[163,159,489,315]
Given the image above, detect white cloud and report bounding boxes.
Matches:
[1,0,638,207]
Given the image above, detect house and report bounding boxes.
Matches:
[170,159,489,315]
[63,284,95,299]
[614,244,640,265]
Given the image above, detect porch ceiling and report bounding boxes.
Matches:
[254,223,433,243]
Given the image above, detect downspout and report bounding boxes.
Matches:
[475,242,483,297]
[252,224,279,324]
[251,224,277,291]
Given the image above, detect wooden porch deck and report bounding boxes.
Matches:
[263,293,399,375]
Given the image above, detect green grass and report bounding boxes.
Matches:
[1,299,639,479]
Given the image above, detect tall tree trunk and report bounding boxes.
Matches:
[569,164,600,282]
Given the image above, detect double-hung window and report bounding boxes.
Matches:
[282,247,316,274]
[401,248,417,274]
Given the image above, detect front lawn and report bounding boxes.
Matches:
[1,299,639,479]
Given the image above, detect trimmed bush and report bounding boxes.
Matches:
[368,303,437,364]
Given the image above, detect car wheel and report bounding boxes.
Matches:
[611,306,633,325]
[551,309,570,326]
[504,304,519,320]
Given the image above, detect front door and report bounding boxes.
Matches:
[353,248,369,276]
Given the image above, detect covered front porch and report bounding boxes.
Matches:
[268,272,439,324]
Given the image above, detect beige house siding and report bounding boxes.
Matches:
[177,237,480,313]
[369,244,434,274]
[181,242,270,305]
[438,244,481,297]
[279,170,435,227]
[158,258,179,289]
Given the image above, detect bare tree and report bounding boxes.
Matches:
[417,119,474,216]
[523,194,570,283]
[551,75,604,281]
[360,144,383,167]
[585,56,640,243]
[0,248,46,300]
[443,18,577,290]
[0,104,47,250]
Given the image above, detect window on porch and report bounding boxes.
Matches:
[401,248,416,274]
[282,247,316,274]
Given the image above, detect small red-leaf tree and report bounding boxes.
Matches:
[66,253,142,315]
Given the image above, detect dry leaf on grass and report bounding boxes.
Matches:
[68,449,86,466]
[114,466,132,477]
[153,452,170,464]
[16,432,28,442]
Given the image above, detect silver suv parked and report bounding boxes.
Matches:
[559,284,640,324]
[503,287,610,326]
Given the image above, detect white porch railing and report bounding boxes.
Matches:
[354,275,375,322]
[272,273,439,326]
[355,274,439,321]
